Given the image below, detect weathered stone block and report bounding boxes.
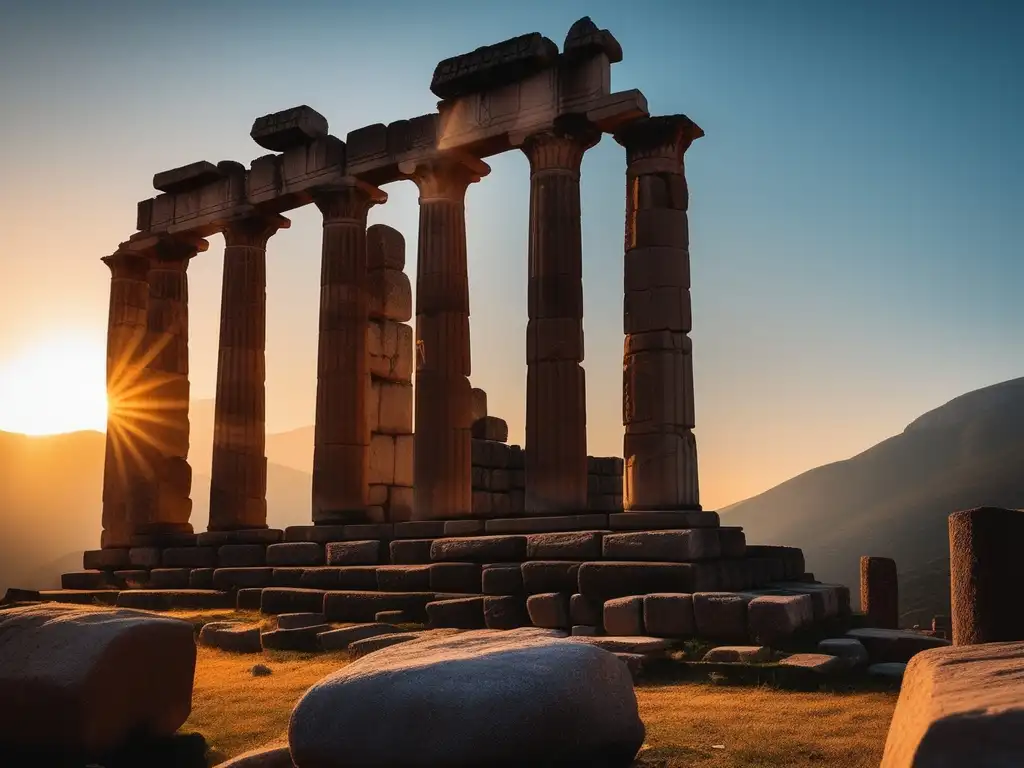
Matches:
[444,519,486,536]
[271,567,305,587]
[846,628,951,664]
[369,268,412,323]
[471,416,508,442]
[266,543,325,567]
[485,513,608,534]
[366,224,405,271]
[115,589,232,610]
[430,535,527,563]
[323,590,434,623]
[153,161,222,194]
[604,596,645,636]
[747,594,813,645]
[482,595,530,630]
[642,593,696,638]
[482,563,524,596]
[261,624,332,652]
[128,547,161,568]
[521,561,581,595]
[218,544,266,568]
[429,563,482,594]
[430,32,559,99]
[693,592,755,642]
[818,638,869,668]
[250,105,329,151]
[260,587,327,615]
[390,538,434,565]
[148,568,192,589]
[779,653,843,674]
[61,571,109,590]
[719,527,747,559]
[326,540,381,566]
[393,521,446,539]
[368,434,396,485]
[860,556,899,629]
[470,387,487,422]
[83,549,130,570]
[162,547,217,568]
[376,565,432,592]
[577,561,699,601]
[702,645,769,663]
[318,622,402,651]
[196,529,283,547]
[526,531,605,560]
[236,588,264,610]
[602,529,721,561]
[198,621,263,653]
[570,593,603,628]
[527,592,571,629]
[607,511,719,530]
[275,612,328,630]
[113,569,150,588]
[212,567,275,590]
[427,597,486,629]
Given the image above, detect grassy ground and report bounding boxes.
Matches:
[186,644,897,767]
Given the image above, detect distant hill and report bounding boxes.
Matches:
[0,418,313,594]
[723,377,1024,627]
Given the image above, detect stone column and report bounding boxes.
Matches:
[520,117,600,515]
[614,115,704,511]
[399,155,489,520]
[949,506,1024,645]
[208,213,289,531]
[311,180,386,523]
[860,555,899,629]
[129,236,205,538]
[99,247,151,548]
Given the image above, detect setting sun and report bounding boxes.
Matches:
[0,334,108,435]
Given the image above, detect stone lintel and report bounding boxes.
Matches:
[246,135,347,210]
[119,231,210,258]
[251,105,329,152]
[430,32,559,99]
[344,114,439,186]
[586,90,649,133]
[563,17,623,64]
[153,160,223,194]
[140,160,249,237]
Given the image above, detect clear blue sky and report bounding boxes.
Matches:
[0,0,1020,508]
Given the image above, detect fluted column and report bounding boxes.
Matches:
[312,180,386,523]
[99,248,151,548]
[130,236,206,536]
[520,118,600,514]
[614,115,704,510]
[399,155,489,520]
[208,213,290,531]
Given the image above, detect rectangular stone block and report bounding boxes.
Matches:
[693,592,756,643]
[60,571,108,590]
[526,317,584,363]
[367,320,414,383]
[260,587,327,615]
[374,380,413,434]
[217,544,266,567]
[604,595,645,636]
[643,593,696,638]
[427,596,486,629]
[526,531,606,560]
[471,438,510,469]
[196,529,283,547]
[112,570,149,588]
[393,521,447,539]
[570,593,603,628]
[521,561,580,595]
[747,594,814,645]
[271,567,305,587]
[161,547,217,568]
[323,590,435,623]
[326,540,381,566]
[626,208,690,250]
[602,529,721,562]
[485,514,608,535]
[622,332,694,429]
[83,549,130,570]
[429,563,482,594]
[719,527,747,559]
[430,535,527,563]
[624,246,690,293]
[212,567,275,590]
[482,563,525,596]
[115,589,232,610]
[250,105,329,151]
[623,287,691,334]
[484,595,530,629]
[526,592,571,630]
[148,568,192,589]
[128,547,161,568]
[390,539,433,565]
[765,582,840,621]
[188,568,215,589]
[393,436,414,488]
[607,511,719,530]
[444,520,486,536]
[368,434,396,485]
[577,561,699,601]
[153,160,221,194]
[266,542,325,567]
[301,566,379,591]
[236,588,264,610]
[376,565,432,591]
[369,268,412,323]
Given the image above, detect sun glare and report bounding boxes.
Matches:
[0,335,109,435]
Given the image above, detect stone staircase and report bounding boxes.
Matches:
[44,511,848,646]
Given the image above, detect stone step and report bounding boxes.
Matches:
[213,567,275,590]
[115,589,233,610]
[484,514,610,535]
[260,588,327,615]
[261,623,333,651]
[285,524,394,544]
[602,529,727,562]
[606,511,721,530]
[376,565,431,592]
[60,570,112,590]
[325,540,384,566]
[569,635,676,654]
[521,561,582,594]
[426,597,486,629]
[430,535,528,563]
[37,589,120,606]
[317,622,404,651]
[483,595,530,630]
[323,591,436,623]
[429,562,482,593]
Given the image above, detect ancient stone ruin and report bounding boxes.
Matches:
[38,18,852,647]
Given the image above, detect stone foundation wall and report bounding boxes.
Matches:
[469,387,623,518]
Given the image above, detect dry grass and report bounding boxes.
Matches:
[185,646,897,767]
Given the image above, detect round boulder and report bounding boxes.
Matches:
[288,628,644,768]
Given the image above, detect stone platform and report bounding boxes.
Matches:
[50,512,848,646]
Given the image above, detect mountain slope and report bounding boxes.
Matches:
[722,377,1024,627]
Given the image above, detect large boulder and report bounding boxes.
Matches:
[0,603,196,755]
[288,628,643,768]
[881,640,1024,766]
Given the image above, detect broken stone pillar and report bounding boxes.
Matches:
[949,506,1024,645]
[614,115,704,511]
[130,236,206,539]
[208,213,290,531]
[99,247,152,548]
[859,556,899,629]
[520,117,600,515]
[311,180,387,523]
[399,155,490,520]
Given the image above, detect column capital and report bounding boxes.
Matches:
[614,114,704,167]
[399,152,490,203]
[101,248,150,280]
[313,178,387,223]
[517,115,602,176]
[222,211,291,248]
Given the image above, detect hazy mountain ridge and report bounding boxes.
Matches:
[723,376,1024,626]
